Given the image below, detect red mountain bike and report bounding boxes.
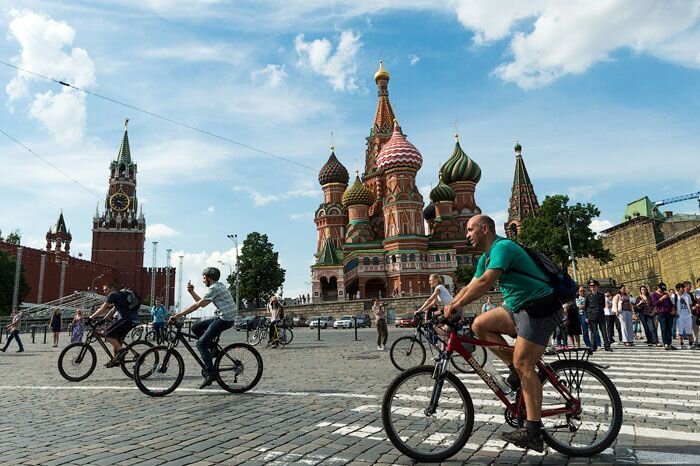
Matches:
[381,317,622,462]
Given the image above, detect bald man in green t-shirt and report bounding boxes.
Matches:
[445,214,563,452]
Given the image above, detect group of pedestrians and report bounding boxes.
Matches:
[553,278,700,351]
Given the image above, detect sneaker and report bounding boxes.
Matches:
[500,427,544,452]
[681,345,687,350]
[604,347,613,352]
[506,371,521,392]
[199,374,216,389]
[377,346,383,351]
[16,349,24,353]
[104,348,128,368]
[669,345,678,350]
[0,348,5,353]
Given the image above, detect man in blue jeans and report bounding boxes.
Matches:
[168,267,237,388]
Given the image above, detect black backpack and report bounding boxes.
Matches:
[514,244,579,304]
[120,288,142,312]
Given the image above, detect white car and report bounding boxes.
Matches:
[333,315,355,329]
[308,316,334,329]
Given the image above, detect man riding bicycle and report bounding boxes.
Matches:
[444,214,563,452]
[90,283,140,366]
[168,267,237,389]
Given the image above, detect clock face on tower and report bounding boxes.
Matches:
[109,192,130,211]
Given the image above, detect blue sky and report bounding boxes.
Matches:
[1,1,700,309]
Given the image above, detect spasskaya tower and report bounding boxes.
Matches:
[91,119,146,288]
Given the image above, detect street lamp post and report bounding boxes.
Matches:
[218,261,233,278]
[559,211,578,283]
[226,234,241,311]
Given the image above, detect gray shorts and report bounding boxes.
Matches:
[508,307,564,347]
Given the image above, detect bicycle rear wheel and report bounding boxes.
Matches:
[120,340,153,379]
[134,346,184,397]
[382,365,475,462]
[451,345,487,374]
[539,359,622,456]
[280,327,294,344]
[58,343,97,382]
[216,343,263,393]
[390,336,426,371]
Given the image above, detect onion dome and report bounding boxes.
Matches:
[376,121,423,172]
[318,146,349,186]
[342,174,375,207]
[514,140,522,153]
[429,176,456,203]
[440,133,481,184]
[423,203,436,221]
[374,60,390,82]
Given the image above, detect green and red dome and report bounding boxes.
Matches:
[318,147,349,186]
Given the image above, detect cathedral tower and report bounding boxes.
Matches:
[91,119,146,287]
[505,141,540,239]
[46,211,72,263]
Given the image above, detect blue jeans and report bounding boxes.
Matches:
[2,330,23,351]
[192,318,234,376]
[658,313,674,347]
[579,314,600,347]
[641,314,658,344]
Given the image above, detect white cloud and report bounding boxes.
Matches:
[251,64,288,88]
[487,209,509,236]
[467,1,700,89]
[201,206,215,215]
[567,182,612,201]
[294,29,362,92]
[234,180,320,206]
[289,213,313,221]
[409,54,420,65]
[233,186,280,206]
[146,223,181,238]
[6,10,96,143]
[590,218,614,234]
[141,43,250,64]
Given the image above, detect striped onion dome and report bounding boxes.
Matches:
[440,133,481,184]
[342,175,375,207]
[376,122,423,172]
[423,203,436,221]
[318,147,349,186]
[429,177,456,203]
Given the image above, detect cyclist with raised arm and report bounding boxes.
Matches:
[444,214,563,452]
[168,267,237,389]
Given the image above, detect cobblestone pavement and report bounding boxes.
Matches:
[1,327,699,465]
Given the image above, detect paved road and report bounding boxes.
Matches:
[1,326,699,465]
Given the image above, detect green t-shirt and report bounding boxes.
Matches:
[475,236,553,313]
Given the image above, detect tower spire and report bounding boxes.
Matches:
[116,118,132,165]
[505,141,540,239]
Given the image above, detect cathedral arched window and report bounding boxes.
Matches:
[435,254,441,262]
[363,257,370,266]
[409,253,416,262]
[372,257,379,266]
[446,253,451,262]
[401,254,407,262]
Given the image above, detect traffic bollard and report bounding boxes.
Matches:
[354,317,358,341]
[31,326,36,344]
[43,326,48,344]
[317,318,321,341]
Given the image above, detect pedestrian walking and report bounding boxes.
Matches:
[481,295,497,313]
[554,306,569,350]
[564,299,581,348]
[150,298,167,344]
[372,298,388,350]
[603,290,617,345]
[576,287,595,348]
[613,284,635,346]
[48,308,62,347]
[635,286,659,346]
[1,307,24,353]
[70,309,85,343]
[585,280,611,352]
[689,280,700,349]
[674,283,694,349]
[651,283,676,350]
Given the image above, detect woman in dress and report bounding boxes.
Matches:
[565,299,582,348]
[71,309,85,343]
[613,284,635,346]
[48,308,62,347]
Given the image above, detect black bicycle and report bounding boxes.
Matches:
[390,312,487,373]
[248,319,294,347]
[58,318,153,381]
[133,322,263,397]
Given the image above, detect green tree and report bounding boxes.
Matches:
[5,229,21,245]
[227,232,285,309]
[518,194,613,270]
[0,250,30,315]
[455,265,476,285]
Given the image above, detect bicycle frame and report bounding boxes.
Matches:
[164,325,224,371]
[444,329,581,420]
[85,325,121,358]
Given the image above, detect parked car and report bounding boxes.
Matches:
[292,316,307,327]
[333,315,355,329]
[395,313,417,328]
[354,313,371,328]
[234,315,261,331]
[308,316,334,329]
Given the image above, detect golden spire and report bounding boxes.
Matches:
[374,60,390,82]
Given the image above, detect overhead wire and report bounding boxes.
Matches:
[0,59,320,173]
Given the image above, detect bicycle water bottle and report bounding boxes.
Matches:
[482,359,513,395]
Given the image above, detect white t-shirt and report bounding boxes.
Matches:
[435,284,453,306]
[604,296,614,316]
[676,293,692,318]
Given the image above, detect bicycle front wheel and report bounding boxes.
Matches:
[248,329,265,346]
[390,336,426,371]
[281,328,294,344]
[382,365,475,462]
[451,345,487,374]
[540,359,623,457]
[216,343,263,393]
[58,343,97,382]
[134,346,184,397]
[120,340,153,379]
